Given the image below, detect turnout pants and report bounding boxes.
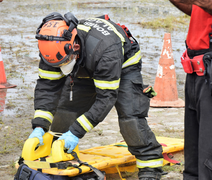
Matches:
[51,69,163,179]
[183,73,212,180]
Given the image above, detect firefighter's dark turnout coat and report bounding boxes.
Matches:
[32,17,163,178]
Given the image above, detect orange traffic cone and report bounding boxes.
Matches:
[0,89,7,113]
[150,33,184,108]
[0,46,16,89]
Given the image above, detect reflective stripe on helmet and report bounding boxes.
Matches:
[136,158,163,168]
[77,24,91,32]
[39,68,65,80]
[94,79,120,90]
[77,114,93,132]
[122,50,142,69]
[34,110,54,124]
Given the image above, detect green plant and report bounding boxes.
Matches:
[137,14,190,31]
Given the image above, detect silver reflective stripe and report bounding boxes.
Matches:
[34,110,54,124]
[39,68,65,80]
[136,158,164,168]
[122,50,142,69]
[77,24,91,32]
[94,79,120,90]
[77,114,93,132]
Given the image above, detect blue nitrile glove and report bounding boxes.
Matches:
[58,130,79,154]
[28,127,45,146]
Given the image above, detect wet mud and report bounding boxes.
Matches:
[0,0,187,179]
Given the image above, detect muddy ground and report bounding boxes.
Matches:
[0,0,188,179]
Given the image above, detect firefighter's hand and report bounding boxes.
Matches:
[58,130,79,153]
[28,127,45,146]
[143,85,157,98]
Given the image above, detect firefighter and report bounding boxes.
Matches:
[169,0,212,179]
[28,12,164,180]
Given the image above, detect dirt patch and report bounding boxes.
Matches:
[0,0,187,179]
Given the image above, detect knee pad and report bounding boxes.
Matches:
[119,118,150,147]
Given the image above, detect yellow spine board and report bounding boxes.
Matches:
[19,136,184,177]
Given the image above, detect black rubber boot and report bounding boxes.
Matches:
[138,168,162,180]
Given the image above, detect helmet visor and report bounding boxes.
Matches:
[54,53,77,67]
[60,55,77,75]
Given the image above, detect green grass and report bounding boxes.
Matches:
[137,14,190,31]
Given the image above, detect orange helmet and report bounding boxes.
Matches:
[36,12,78,67]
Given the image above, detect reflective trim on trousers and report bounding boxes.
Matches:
[136,158,164,168]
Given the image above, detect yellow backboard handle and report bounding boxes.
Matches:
[22,132,53,161]
[52,140,79,162]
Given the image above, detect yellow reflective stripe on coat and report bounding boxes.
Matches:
[77,114,93,132]
[39,68,65,80]
[34,110,53,124]
[77,24,91,32]
[136,158,164,168]
[122,50,142,69]
[94,79,120,90]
